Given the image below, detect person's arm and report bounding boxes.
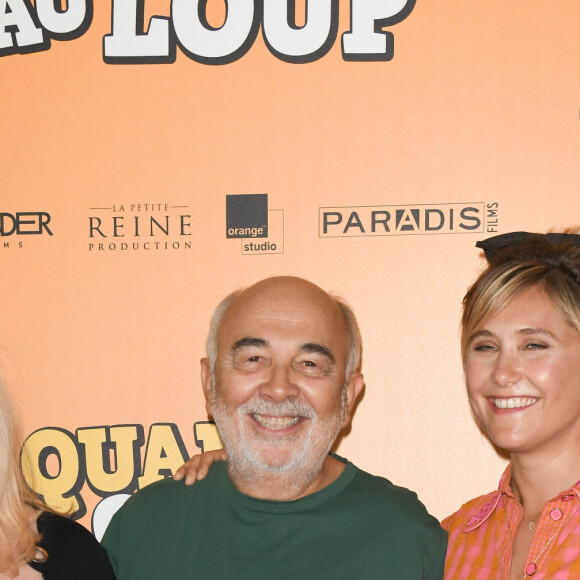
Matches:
[35,512,117,580]
[426,525,447,580]
[173,448,228,484]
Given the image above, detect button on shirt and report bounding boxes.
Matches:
[442,464,580,579]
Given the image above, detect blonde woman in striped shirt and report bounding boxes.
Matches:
[443,231,580,579]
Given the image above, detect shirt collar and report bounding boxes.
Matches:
[463,463,513,532]
[463,463,580,533]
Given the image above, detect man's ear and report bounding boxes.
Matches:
[200,357,213,417]
[341,372,364,429]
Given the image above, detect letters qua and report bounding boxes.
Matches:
[319,203,485,237]
[21,421,221,521]
[1,0,415,63]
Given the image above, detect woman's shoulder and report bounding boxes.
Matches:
[441,490,501,533]
[37,511,94,539]
[31,512,116,579]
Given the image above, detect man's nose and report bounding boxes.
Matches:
[258,364,299,401]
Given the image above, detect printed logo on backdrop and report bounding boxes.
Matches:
[21,420,222,540]
[88,203,192,252]
[1,1,416,64]
[226,194,284,255]
[0,211,53,249]
[319,202,500,237]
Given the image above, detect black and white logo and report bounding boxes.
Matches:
[226,194,284,255]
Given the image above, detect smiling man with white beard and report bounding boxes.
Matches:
[102,276,446,579]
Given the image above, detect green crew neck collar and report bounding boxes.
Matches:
[219,453,357,513]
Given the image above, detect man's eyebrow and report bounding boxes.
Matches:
[231,337,268,353]
[301,343,336,366]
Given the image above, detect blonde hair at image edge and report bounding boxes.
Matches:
[0,379,41,576]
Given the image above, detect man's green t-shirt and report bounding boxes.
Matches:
[102,456,446,579]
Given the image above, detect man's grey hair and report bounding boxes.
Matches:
[206,289,243,380]
[205,287,362,382]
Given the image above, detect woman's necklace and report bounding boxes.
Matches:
[522,506,579,578]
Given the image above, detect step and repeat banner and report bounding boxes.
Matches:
[1,0,579,534]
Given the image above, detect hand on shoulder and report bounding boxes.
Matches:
[173,448,228,484]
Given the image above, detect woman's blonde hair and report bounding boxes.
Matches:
[0,379,41,576]
[462,231,580,365]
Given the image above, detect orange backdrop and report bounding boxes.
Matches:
[1,0,579,532]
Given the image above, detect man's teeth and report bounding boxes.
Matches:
[253,414,300,429]
[493,397,537,409]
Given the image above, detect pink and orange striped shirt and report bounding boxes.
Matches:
[442,464,580,579]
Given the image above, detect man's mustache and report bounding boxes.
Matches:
[237,398,317,420]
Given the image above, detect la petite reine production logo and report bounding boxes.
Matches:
[88,203,192,252]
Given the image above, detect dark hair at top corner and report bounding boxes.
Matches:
[461,230,580,363]
[487,232,580,274]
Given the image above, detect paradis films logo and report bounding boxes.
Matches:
[319,202,499,237]
[226,194,284,255]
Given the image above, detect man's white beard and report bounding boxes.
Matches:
[211,393,345,494]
